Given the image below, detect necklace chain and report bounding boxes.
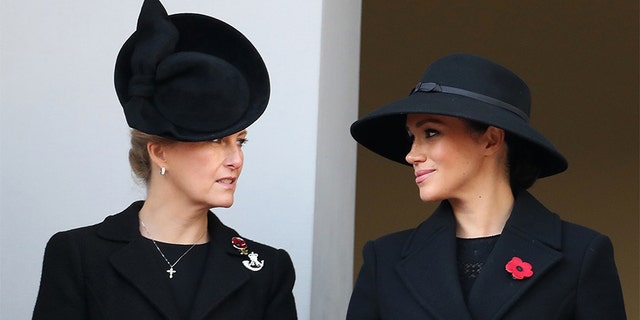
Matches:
[139,218,207,279]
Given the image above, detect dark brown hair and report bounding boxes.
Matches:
[466,120,541,191]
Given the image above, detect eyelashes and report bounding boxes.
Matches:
[237,138,249,146]
[425,129,439,138]
[211,137,249,146]
[407,129,439,140]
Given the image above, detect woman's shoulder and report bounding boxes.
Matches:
[46,201,145,244]
[238,234,291,257]
[215,226,295,279]
[513,191,614,246]
[41,219,114,260]
[365,207,454,253]
[47,219,106,242]
[559,219,614,252]
[560,219,606,237]
[209,213,292,261]
[361,228,417,258]
[372,228,416,245]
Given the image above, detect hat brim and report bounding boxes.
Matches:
[351,91,568,178]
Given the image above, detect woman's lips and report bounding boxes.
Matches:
[217,177,236,187]
[414,169,435,184]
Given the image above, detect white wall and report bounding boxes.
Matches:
[0,0,360,318]
[311,0,360,318]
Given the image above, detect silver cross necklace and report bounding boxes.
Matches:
[139,218,207,279]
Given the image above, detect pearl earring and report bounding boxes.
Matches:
[160,167,166,176]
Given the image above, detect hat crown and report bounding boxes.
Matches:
[114,0,269,141]
[350,53,568,178]
[153,51,250,132]
[419,53,531,120]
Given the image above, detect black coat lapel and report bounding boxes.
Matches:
[98,203,253,319]
[396,202,473,320]
[466,191,563,320]
[100,202,181,320]
[189,212,250,319]
[110,238,181,319]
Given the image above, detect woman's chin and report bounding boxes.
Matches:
[418,191,444,203]
[207,197,235,209]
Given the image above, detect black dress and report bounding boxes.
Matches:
[150,241,210,319]
[456,235,500,304]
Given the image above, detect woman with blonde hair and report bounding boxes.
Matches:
[33,1,297,319]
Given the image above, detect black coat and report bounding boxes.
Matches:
[347,191,626,319]
[33,202,297,320]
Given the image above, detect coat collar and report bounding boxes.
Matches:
[189,212,250,320]
[396,200,473,320]
[97,201,250,320]
[397,191,563,320]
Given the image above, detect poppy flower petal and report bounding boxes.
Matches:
[505,256,534,280]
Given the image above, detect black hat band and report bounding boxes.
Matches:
[411,82,529,121]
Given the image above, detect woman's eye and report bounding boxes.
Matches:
[237,138,249,146]
[211,137,247,146]
[425,129,439,138]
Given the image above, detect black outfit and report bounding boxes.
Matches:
[456,235,500,302]
[152,241,210,319]
[33,201,297,320]
[347,191,626,319]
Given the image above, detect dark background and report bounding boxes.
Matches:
[355,1,639,318]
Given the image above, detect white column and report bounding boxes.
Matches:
[311,0,361,318]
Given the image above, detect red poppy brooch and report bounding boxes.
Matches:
[505,257,533,280]
[231,237,264,272]
[231,236,249,255]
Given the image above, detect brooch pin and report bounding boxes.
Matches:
[231,237,265,272]
[505,256,533,280]
[242,252,265,272]
[231,236,249,255]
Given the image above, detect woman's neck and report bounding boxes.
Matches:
[449,181,514,239]
[138,193,209,245]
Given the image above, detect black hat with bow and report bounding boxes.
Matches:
[115,0,269,141]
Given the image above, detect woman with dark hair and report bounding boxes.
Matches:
[346,53,626,319]
[32,1,297,319]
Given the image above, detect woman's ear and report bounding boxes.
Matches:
[483,126,506,155]
[147,141,168,170]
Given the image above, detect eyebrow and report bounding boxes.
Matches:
[414,118,443,128]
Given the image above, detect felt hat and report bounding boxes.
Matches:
[115,0,269,141]
[350,53,567,177]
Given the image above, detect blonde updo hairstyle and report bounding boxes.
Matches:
[128,129,174,185]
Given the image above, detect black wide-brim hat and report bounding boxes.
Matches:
[115,0,269,141]
[351,53,567,178]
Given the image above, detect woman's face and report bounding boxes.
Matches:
[161,130,247,209]
[405,114,491,203]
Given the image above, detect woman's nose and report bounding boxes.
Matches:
[225,146,244,169]
[405,143,425,165]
